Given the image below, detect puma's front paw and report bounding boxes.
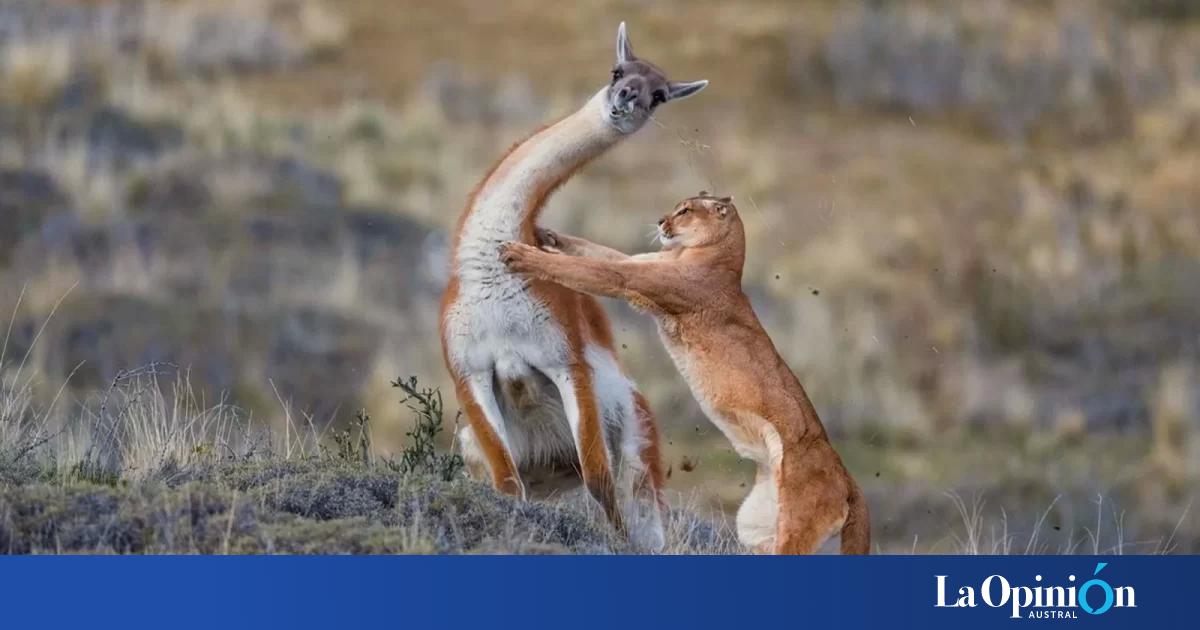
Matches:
[500,241,544,274]
[535,227,560,251]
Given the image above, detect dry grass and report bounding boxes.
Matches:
[946,492,1193,555]
[0,293,735,553]
[0,356,739,554]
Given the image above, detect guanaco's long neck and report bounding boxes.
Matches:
[456,89,623,264]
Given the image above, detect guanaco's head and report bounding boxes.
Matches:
[605,22,708,134]
[656,192,742,251]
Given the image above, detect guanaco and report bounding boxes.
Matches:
[500,193,870,554]
[439,23,708,550]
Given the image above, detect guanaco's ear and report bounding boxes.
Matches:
[616,22,634,64]
[668,80,708,101]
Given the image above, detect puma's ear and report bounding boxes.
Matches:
[719,196,733,204]
[716,204,730,218]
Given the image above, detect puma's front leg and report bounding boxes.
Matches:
[536,228,632,261]
[502,242,692,314]
[501,242,631,300]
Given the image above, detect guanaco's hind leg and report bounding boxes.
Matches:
[544,363,624,534]
[633,392,665,512]
[621,391,665,551]
[453,371,525,498]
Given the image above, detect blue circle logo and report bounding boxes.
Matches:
[1079,563,1114,615]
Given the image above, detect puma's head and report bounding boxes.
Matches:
[656,192,742,250]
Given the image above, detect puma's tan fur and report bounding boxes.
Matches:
[501,194,870,554]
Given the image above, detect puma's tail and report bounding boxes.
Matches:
[840,478,871,555]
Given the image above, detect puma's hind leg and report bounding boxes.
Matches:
[736,464,779,553]
[773,447,852,555]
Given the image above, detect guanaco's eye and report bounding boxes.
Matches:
[651,90,667,106]
[611,68,624,81]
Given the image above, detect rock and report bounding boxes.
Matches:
[0,168,71,264]
[263,306,381,421]
[85,106,183,169]
[126,168,213,218]
[343,209,445,309]
[206,156,343,212]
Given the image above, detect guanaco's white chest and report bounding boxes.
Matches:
[444,237,570,380]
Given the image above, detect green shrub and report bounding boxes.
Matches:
[385,376,464,481]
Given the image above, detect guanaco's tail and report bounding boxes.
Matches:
[840,478,871,555]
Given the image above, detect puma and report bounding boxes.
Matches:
[500,193,870,554]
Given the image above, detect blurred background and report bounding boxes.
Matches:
[1,0,1197,552]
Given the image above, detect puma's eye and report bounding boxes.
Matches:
[651,90,666,106]
[611,68,624,81]
[676,207,689,216]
